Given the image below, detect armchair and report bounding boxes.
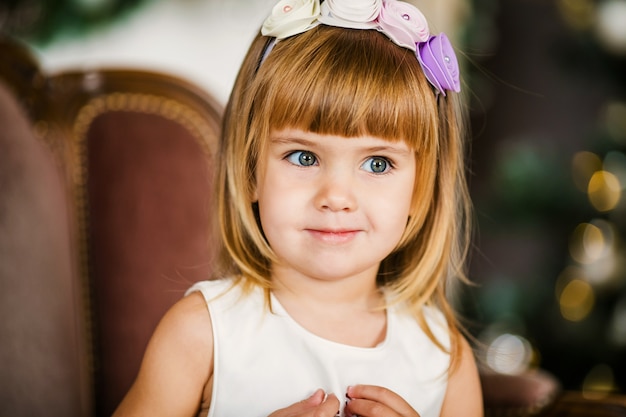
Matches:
[1,36,221,416]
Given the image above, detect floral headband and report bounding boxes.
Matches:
[261,0,461,95]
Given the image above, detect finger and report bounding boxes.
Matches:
[345,397,392,417]
[346,385,419,417]
[345,399,421,417]
[268,389,326,417]
[319,393,341,417]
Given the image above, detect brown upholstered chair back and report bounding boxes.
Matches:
[46,71,222,416]
[1,36,222,417]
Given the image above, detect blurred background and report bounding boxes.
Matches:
[2,0,625,398]
[462,0,626,397]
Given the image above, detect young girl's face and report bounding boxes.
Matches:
[254,128,416,284]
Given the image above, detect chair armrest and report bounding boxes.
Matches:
[541,392,626,417]
[481,370,561,416]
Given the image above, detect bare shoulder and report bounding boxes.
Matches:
[157,290,214,350]
[440,335,484,417]
[113,291,214,417]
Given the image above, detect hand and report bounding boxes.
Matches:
[344,385,421,417]
[269,389,341,417]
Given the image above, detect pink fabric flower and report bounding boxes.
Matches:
[319,0,382,29]
[378,0,429,51]
[262,0,321,39]
[417,33,461,95]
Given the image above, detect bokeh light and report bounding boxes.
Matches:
[587,170,621,212]
[485,333,533,375]
[569,219,615,265]
[595,0,626,55]
[559,279,595,321]
[569,222,608,265]
[565,220,618,291]
[582,364,616,399]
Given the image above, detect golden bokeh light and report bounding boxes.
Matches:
[559,279,595,321]
[588,170,621,212]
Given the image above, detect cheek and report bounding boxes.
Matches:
[389,204,413,236]
[382,178,417,242]
[256,191,276,230]
[256,183,299,243]
[374,190,413,230]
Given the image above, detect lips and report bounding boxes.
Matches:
[305,228,361,244]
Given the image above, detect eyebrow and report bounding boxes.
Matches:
[270,136,316,147]
[269,136,412,156]
[363,145,412,156]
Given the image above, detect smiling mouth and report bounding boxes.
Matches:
[306,229,360,244]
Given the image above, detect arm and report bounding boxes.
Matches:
[439,335,483,417]
[113,292,213,417]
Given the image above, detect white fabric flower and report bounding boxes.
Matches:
[262,0,321,39]
[318,0,382,29]
[377,0,429,51]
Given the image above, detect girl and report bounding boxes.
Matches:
[114,0,483,416]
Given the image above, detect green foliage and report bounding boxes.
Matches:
[2,0,153,45]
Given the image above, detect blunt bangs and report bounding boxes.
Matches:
[251,26,438,149]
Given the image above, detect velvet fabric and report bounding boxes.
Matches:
[0,80,88,416]
[85,111,215,415]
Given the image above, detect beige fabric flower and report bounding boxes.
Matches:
[261,0,321,39]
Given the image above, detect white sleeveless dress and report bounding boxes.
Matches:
[186,279,450,417]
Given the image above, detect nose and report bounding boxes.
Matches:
[314,170,358,212]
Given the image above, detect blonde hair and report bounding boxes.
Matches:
[216,26,471,361]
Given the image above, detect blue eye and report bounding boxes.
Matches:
[362,157,390,173]
[287,151,317,167]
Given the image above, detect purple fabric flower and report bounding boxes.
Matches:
[416,33,461,95]
[377,0,429,51]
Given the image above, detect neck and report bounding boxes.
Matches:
[269,264,388,347]
[270,264,384,312]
